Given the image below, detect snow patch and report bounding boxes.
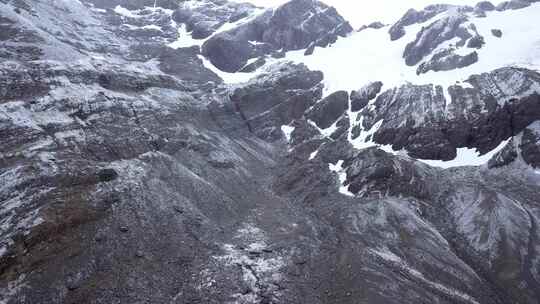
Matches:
[416,139,510,168]
[329,160,354,197]
[281,125,295,142]
[113,5,141,18]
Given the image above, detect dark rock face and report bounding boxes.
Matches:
[306,90,349,129]
[388,5,450,41]
[403,13,470,66]
[417,50,478,74]
[359,67,540,160]
[230,62,324,140]
[520,122,540,168]
[350,81,383,112]
[202,0,352,72]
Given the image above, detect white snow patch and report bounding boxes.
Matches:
[329,160,354,197]
[309,149,319,160]
[113,5,141,18]
[281,125,295,142]
[416,139,510,168]
[141,24,162,31]
[168,24,205,49]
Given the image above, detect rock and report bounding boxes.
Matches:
[329,115,350,140]
[202,0,352,72]
[496,0,531,11]
[238,57,266,73]
[520,122,540,168]
[360,67,540,160]
[306,91,349,129]
[467,35,485,48]
[358,21,386,32]
[416,50,478,75]
[304,42,316,56]
[98,168,119,182]
[388,5,450,41]
[476,1,496,11]
[488,139,518,168]
[350,81,383,112]
[403,12,471,66]
[230,62,324,140]
[491,28,503,37]
[171,0,257,40]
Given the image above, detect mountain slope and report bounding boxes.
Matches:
[0,0,540,304]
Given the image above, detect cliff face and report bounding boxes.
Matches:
[1,1,540,304]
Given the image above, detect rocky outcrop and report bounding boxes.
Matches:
[417,50,478,74]
[306,90,349,129]
[496,0,532,11]
[230,62,324,141]
[388,5,454,41]
[350,81,383,112]
[171,0,257,39]
[403,12,471,66]
[359,67,540,160]
[202,0,352,72]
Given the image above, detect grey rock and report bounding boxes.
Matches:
[496,0,531,11]
[403,12,471,66]
[388,5,451,41]
[360,67,540,160]
[520,122,540,168]
[350,81,383,112]
[491,28,503,37]
[202,0,352,72]
[358,21,386,32]
[417,50,478,75]
[467,35,485,48]
[306,91,349,129]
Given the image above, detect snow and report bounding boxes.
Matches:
[113,5,141,18]
[328,160,354,196]
[281,125,295,142]
[167,24,204,49]
[198,55,262,83]
[141,24,162,31]
[281,3,540,95]
[309,149,319,160]
[417,139,510,169]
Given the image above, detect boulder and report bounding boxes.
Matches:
[306,91,349,129]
